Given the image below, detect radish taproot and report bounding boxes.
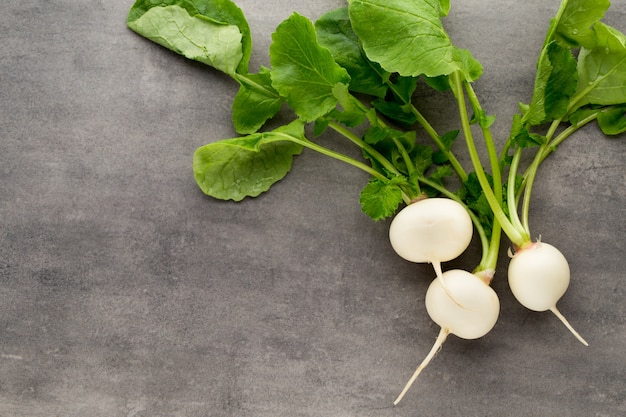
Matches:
[388,198,473,280]
[394,269,500,404]
[508,241,588,346]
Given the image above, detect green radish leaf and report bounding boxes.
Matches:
[470,110,496,129]
[543,43,579,119]
[193,120,305,201]
[508,114,546,148]
[127,0,251,75]
[575,23,626,109]
[315,7,389,98]
[421,164,453,197]
[313,118,330,137]
[438,0,451,17]
[440,129,460,150]
[328,84,368,127]
[423,74,451,92]
[363,126,389,146]
[459,172,495,237]
[461,171,483,202]
[232,67,282,134]
[362,127,410,175]
[367,129,419,176]
[372,100,417,126]
[372,76,420,125]
[412,143,434,175]
[597,106,626,135]
[523,41,578,125]
[567,107,599,125]
[329,84,368,127]
[429,164,453,182]
[359,178,405,221]
[270,13,351,122]
[349,0,482,81]
[392,77,419,104]
[552,0,610,49]
[432,130,459,163]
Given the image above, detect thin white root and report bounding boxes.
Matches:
[432,260,444,282]
[432,261,457,304]
[393,327,450,405]
[431,261,466,309]
[550,306,589,346]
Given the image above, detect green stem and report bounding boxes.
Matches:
[545,119,562,142]
[276,132,387,182]
[464,83,503,201]
[392,135,421,195]
[537,110,600,164]
[481,221,502,275]
[519,149,540,236]
[464,82,504,272]
[384,79,468,182]
[508,147,528,235]
[543,0,570,45]
[327,121,402,177]
[450,72,527,247]
[410,107,468,182]
[464,84,500,184]
[517,110,600,232]
[329,108,422,197]
[518,110,601,198]
[498,137,512,173]
[233,72,280,99]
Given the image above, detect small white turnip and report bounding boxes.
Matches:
[425,269,500,339]
[389,198,473,281]
[508,241,588,346]
[393,269,500,405]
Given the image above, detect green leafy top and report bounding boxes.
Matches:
[128,0,625,272]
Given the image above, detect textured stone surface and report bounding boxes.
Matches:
[1,1,624,416]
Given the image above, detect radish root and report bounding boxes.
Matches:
[432,261,463,308]
[393,327,450,405]
[550,306,589,346]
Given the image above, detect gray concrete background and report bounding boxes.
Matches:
[1,1,624,416]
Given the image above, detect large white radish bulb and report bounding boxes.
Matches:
[508,242,569,311]
[425,269,500,339]
[394,270,499,405]
[389,198,473,275]
[508,241,588,346]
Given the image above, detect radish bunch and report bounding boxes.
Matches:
[128,0,624,407]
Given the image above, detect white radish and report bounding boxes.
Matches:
[394,269,500,405]
[389,198,473,280]
[425,270,500,339]
[508,241,588,346]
